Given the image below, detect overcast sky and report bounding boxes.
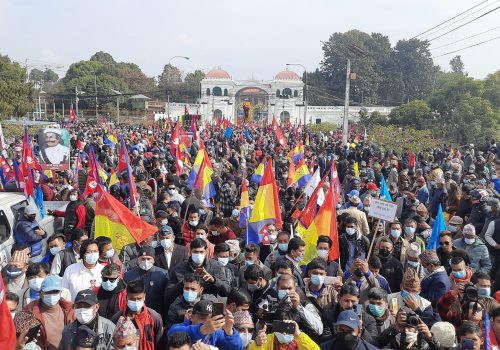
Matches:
[1,0,498,82]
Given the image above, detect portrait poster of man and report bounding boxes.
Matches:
[38,127,71,170]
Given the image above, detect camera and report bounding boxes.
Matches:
[464,282,479,302]
[406,311,420,327]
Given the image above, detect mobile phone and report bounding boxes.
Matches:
[26,324,41,343]
[401,290,409,298]
[324,276,342,285]
[212,302,225,317]
[462,339,475,350]
[272,320,296,335]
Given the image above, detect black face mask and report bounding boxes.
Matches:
[334,333,359,350]
[25,215,36,222]
[379,248,391,258]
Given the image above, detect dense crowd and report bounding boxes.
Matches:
[3,119,500,350]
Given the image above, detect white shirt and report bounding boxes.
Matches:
[61,262,104,301]
[164,251,172,269]
[44,144,70,164]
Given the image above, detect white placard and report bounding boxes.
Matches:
[368,198,398,222]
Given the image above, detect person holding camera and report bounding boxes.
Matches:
[449,321,483,350]
[320,309,380,350]
[345,258,380,304]
[250,305,319,350]
[377,306,443,350]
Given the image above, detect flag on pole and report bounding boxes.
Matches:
[298,175,327,229]
[427,204,446,249]
[190,114,198,140]
[0,277,16,348]
[170,122,180,156]
[83,147,101,198]
[251,159,266,184]
[94,186,158,251]
[303,168,321,198]
[272,117,286,147]
[239,180,251,228]
[292,158,312,189]
[380,174,392,201]
[287,161,296,187]
[193,152,216,200]
[247,159,282,244]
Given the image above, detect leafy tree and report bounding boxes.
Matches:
[359,109,387,126]
[388,99,434,129]
[368,125,438,153]
[483,70,500,109]
[158,64,182,86]
[29,68,45,85]
[185,70,205,87]
[0,54,32,118]
[304,69,335,106]
[90,51,115,64]
[449,55,465,75]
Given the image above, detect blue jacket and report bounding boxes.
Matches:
[420,268,451,309]
[167,320,243,350]
[13,216,45,257]
[124,265,169,318]
[416,186,429,204]
[453,237,492,274]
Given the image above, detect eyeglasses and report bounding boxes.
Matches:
[439,241,451,246]
[102,277,118,282]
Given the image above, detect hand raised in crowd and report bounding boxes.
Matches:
[200,315,225,335]
[192,342,212,350]
[255,324,268,346]
[200,267,215,283]
[223,309,234,336]
[283,320,301,337]
[403,293,419,311]
[417,319,433,340]
[395,309,407,332]
[288,289,301,308]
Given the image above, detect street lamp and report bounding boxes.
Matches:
[286,63,307,126]
[166,56,190,117]
[111,89,122,125]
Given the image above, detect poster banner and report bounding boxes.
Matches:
[38,127,71,170]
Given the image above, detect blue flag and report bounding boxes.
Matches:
[427,204,446,249]
[224,127,233,139]
[380,174,392,201]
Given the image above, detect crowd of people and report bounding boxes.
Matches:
[3,119,500,350]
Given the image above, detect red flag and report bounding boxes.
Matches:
[272,117,286,147]
[69,104,75,122]
[190,114,198,140]
[299,175,326,228]
[170,122,180,156]
[117,143,128,174]
[21,128,40,198]
[83,148,100,198]
[287,161,296,187]
[0,277,16,348]
[175,145,184,176]
[328,176,340,261]
[180,127,192,151]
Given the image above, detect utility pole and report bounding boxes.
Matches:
[342,58,351,146]
[75,86,79,117]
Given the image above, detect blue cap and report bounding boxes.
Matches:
[335,310,360,329]
[41,275,63,292]
[347,190,359,198]
[160,224,173,235]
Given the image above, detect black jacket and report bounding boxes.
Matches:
[378,256,404,293]
[339,234,370,270]
[154,244,187,273]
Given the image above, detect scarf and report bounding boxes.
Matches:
[273,335,298,350]
[129,307,155,350]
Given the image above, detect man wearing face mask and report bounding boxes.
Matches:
[365,287,394,338]
[50,189,86,231]
[419,249,451,310]
[51,228,88,277]
[3,247,29,296]
[377,238,404,293]
[375,221,409,263]
[320,309,379,350]
[453,224,491,274]
[62,239,104,301]
[42,234,66,267]
[154,224,187,274]
[275,237,307,288]
[24,275,75,350]
[244,264,279,320]
[97,263,127,320]
[124,246,169,318]
[239,244,272,286]
[215,243,238,288]
[470,272,499,314]
[338,194,370,235]
[264,230,291,269]
[208,217,237,245]
[18,263,49,309]
[339,216,369,273]
[185,225,215,259]
[316,236,342,277]
[13,205,46,258]
[96,236,123,272]
[60,289,115,350]
[183,210,202,246]
[304,258,338,313]
[110,281,163,350]
[165,273,217,329]
[165,238,231,310]
[402,219,426,253]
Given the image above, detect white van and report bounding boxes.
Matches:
[0,193,67,267]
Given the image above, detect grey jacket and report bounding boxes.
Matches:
[453,237,492,274]
[58,316,115,350]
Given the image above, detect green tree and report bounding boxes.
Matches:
[483,70,500,109]
[90,51,115,64]
[158,64,182,86]
[0,55,32,118]
[43,68,59,83]
[359,109,387,127]
[185,70,205,87]
[388,99,434,129]
[449,55,465,75]
[29,68,45,85]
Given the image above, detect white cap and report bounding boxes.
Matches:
[25,205,38,215]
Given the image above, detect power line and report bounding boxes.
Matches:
[431,26,500,50]
[411,0,489,39]
[431,36,500,58]
[427,6,500,42]
[418,0,499,40]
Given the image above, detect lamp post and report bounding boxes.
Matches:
[167,56,190,117]
[111,89,122,125]
[286,63,307,126]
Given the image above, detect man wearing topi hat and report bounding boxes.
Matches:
[419,249,451,309]
[39,128,70,165]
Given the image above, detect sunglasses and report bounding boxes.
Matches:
[439,241,451,246]
[102,277,118,282]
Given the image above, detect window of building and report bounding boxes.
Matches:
[283,88,292,97]
[224,88,228,96]
[276,89,280,96]
[206,88,211,96]
[316,118,322,124]
[294,90,299,97]
[213,87,222,96]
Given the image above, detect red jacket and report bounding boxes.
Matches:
[53,204,86,229]
[182,222,196,246]
[24,298,75,350]
[437,290,462,331]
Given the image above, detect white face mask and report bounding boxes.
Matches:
[239,332,252,347]
[346,227,356,235]
[28,277,45,292]
[317,249,329,259]
[84,252,99,265]
[75,307,95,324]
[218,257,229,266]
[69,195,78,201]
[464,237,475,245]
[189,220,199,227]
[211,230,220,236]
[138,259,154,271]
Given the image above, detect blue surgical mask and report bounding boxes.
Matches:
[6,266,23,278]
[275,332,294,344]
[310,274,325,286]
[368,303,385,317]
[191,253,205,265]
[390,229,401,239]
[104,249,115,259]
[50,246,62,256]
[150,241,159,249]
[161,239,173,250]
[101,279,118,291]
[84,252,99,265]
[448,225,458,233]
[247,283,259,292]
[407,260,419,268]
[245,260,255,266]
[278,243,288,252]
[453,270,466,279]
[278,290,288,300]
[346,228,356,236]
[183,290,198,303]
[404,227,416,235]
[42,293,61,307]
[294,256,303,263]
[218,257,229,266]
[127,300,144,312]
[28,277,44,292]
[478,287,491,298]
